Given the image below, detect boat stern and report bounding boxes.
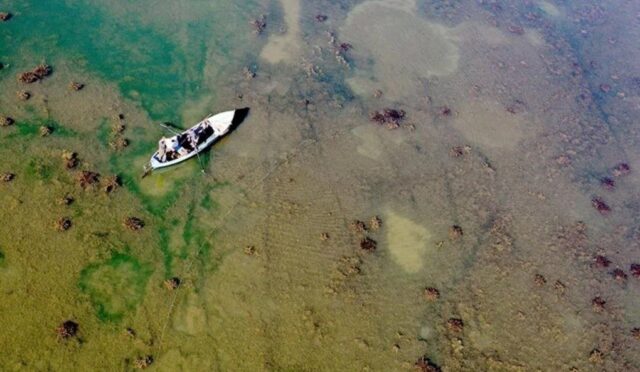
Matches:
[208,107,249,135]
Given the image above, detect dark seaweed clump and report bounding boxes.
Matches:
[18,64,52,84]
[369,108,406,129]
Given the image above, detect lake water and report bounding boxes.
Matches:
[1,0,640,370]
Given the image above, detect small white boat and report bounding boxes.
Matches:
[146,108,249,171]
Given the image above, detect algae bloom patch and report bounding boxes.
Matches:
[79,253,152,322]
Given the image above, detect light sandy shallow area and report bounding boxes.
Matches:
[261,0,303,64]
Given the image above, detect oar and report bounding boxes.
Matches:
[159,122,182,135]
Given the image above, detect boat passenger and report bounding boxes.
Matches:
[158,137,168,161]
[197,126,214,145]
[165,150,177,161]
[188,131,198,149]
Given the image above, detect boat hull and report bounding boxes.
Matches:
[148,108,248,170]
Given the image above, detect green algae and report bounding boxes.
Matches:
[181,201,198,258]
[157,227,174,277]
[96,118,111,148]
[5,118,76,139]
[200,193,215,210]
[78,252,152,322]
[0,0,260,121]
[24,157,55,182]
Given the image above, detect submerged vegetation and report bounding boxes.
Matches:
[78,253,152,322]
[1,0,640,370]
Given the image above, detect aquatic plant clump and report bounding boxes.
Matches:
[76,170,100,189]
[58,195,74,206]
[424,287,440,301]
[33,64,52,79]
[591,197,611,215]
[39,125,52,137]
[163,277,180,290]
[69,81,84,91]
[0,116,14,127]
[56,320,79,340]
[18,64,52,84]
[593,255,611,268]
[415,356,441,372]
[107,118,129,151]
[369,216,382,230]
[449,225,464,240]
[447,318,464,332]
[55,217,72,231]
[109,136,129,151]
[133,355,153,369]
[369,108,406,129]
[124,217,144,231]
[102,175,120,194]
[611,268,627,282]
[592,297,606,312]
[450,145,470,158]
[249,15,266,35]
[600,177,615,190]
[62,150,78,169]
[612,163,631,177]
[349,220,367,233]
[1,172,15,182]
[17,91,31,101]
[360,237,377,251]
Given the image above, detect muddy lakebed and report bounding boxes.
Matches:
[1,0,640,370]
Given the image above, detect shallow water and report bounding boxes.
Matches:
[2,0,640,370]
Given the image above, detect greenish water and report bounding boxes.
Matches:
[2,0,640,370]
[79,252,153,322]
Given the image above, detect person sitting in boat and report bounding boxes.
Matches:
[163,138,181,160]
[157,137,168,161]
[187,130,198,150]
[165,150,177,161]
[197,125,214,145]
[178,133,194,153]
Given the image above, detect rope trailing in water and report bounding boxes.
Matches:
[155,138,316,351]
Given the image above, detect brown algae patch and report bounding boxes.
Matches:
[385,210,432,273]
[341,1,459,99]
[260,0,302,64]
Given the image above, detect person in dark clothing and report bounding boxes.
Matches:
[178,133,194,152]
[197,126,214,145]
